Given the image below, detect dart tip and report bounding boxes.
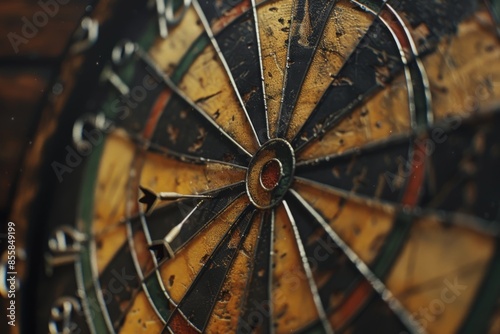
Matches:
[139,186,158,214]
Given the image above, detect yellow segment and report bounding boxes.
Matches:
[287,0,376,140]
[93,131,135,274]
[257,0,293,137]
[294,181,395,265]
[120,291,164,333]
[139,144,246,200]
[159,196,249,304]
[205,213,262,333]
[178,33,260,154]
[422,10,500,122]
[386,216,495,334]
[150,6,204,76]
[272,205,319,333]
[298,73,410,161]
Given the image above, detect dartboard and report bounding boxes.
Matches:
[6,0,500,333]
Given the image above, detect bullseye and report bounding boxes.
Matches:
[259,159,282,191]
[246,139,295,209]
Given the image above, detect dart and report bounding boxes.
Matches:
[139,186,212,214]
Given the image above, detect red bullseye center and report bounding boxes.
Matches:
[260,159,282,191]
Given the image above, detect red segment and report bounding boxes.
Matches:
[380,7,411,56]
[332,280,373,330]
[143,89,171,139]
[167,310,199,334]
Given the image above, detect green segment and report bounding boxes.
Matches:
[171,34,210,84]
[410,63,430,128]
[372,213,413,279]
[458,244,500,334]
[145,275,174,320]
[493,0,500,19]
[138,20,160,52]
[79,141,109,333]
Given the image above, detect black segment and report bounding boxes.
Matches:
[166,184,246,252]
[292,18,405,150]
[285,193,364,314]
[151,93,251,166]
[143,183,247,256]
[171,206,257,331]
[97,242,142,330]
[237,212,274,333]
[341,294,408,334]
[276,0,336,138]
[303,281,409,334]
[197,1,269,144]
[295,137,412,204]
[419,112,500,222]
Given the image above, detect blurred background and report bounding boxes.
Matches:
[0,0,93,222]
[0,2,93,332]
